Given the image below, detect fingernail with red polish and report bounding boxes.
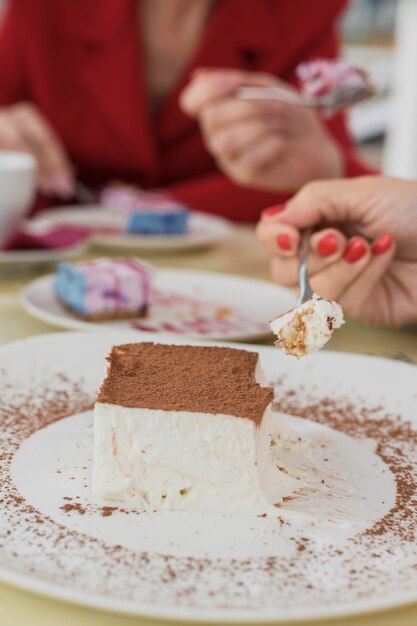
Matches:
[317,233,338,257]
[372,233,393,256]
[277,232,292,251]
[261,203,286,219]
[343,237,367,263]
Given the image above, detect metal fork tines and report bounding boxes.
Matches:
[237,85,374,113]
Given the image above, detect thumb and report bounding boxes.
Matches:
[180,69,279,117]
[180,71,246,117]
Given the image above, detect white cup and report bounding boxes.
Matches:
[0,151,36,249]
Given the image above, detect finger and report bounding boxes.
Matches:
[180,70,277,116]
[259,204,348,260]
[256,219,300,259]
[309,227,348,272]
[277,177,374,230]
[310,236,372,301]
[200,98,287,135]
[341,234,396,322]
[12,105,73,183]
[206,119,275,162]
[265,227,347,287]
[180,73,246,117]
[0,113,30,152]
[224,133,286,187]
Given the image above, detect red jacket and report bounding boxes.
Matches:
[0,0,373,222]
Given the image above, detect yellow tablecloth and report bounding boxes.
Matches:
[1,226,416,626]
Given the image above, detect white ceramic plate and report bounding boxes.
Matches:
[0,242,87,271]
[20,269,296,342]
[30,206,233,252]
[1,331,417,623]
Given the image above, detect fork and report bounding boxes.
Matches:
[237,84,373,114]
[73,180,97,205]
[297,229,318,306]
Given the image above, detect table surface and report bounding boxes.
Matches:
[1,226,417,626]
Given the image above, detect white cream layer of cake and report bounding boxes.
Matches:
[270,294,344,359]
[92,358,303,515]
[92,403,282,515]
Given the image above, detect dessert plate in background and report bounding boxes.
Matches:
[0,242,87,275]
[20,269,297,342]
[30,206,233,252]
[1,331,417,622]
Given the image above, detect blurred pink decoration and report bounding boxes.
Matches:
[296,59,372,99]
[4,225,88,251]
[100,184,177,212]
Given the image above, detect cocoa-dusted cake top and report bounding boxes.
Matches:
[97,342,274,424]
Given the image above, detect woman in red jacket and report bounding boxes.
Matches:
[0,0,372,222]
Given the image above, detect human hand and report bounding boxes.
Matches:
[180,69,344,192]
[0,102,74,198]
[256,176,417,327]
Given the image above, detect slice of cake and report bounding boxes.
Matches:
[270,294,344,359]
[54,258,152,321]
[92,342,279,514]
[125,203,188,236]
[100,184,189,235]
[101,184,170,211]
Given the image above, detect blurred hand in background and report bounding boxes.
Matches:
[0,103,73,198]
[180,69,344,192]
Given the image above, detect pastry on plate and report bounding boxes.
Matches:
[54,258,152,321]
[101,184,189,235]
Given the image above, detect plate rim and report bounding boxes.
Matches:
[30,207,234,252]
[2,566,417,624]
[0,241,88,265]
